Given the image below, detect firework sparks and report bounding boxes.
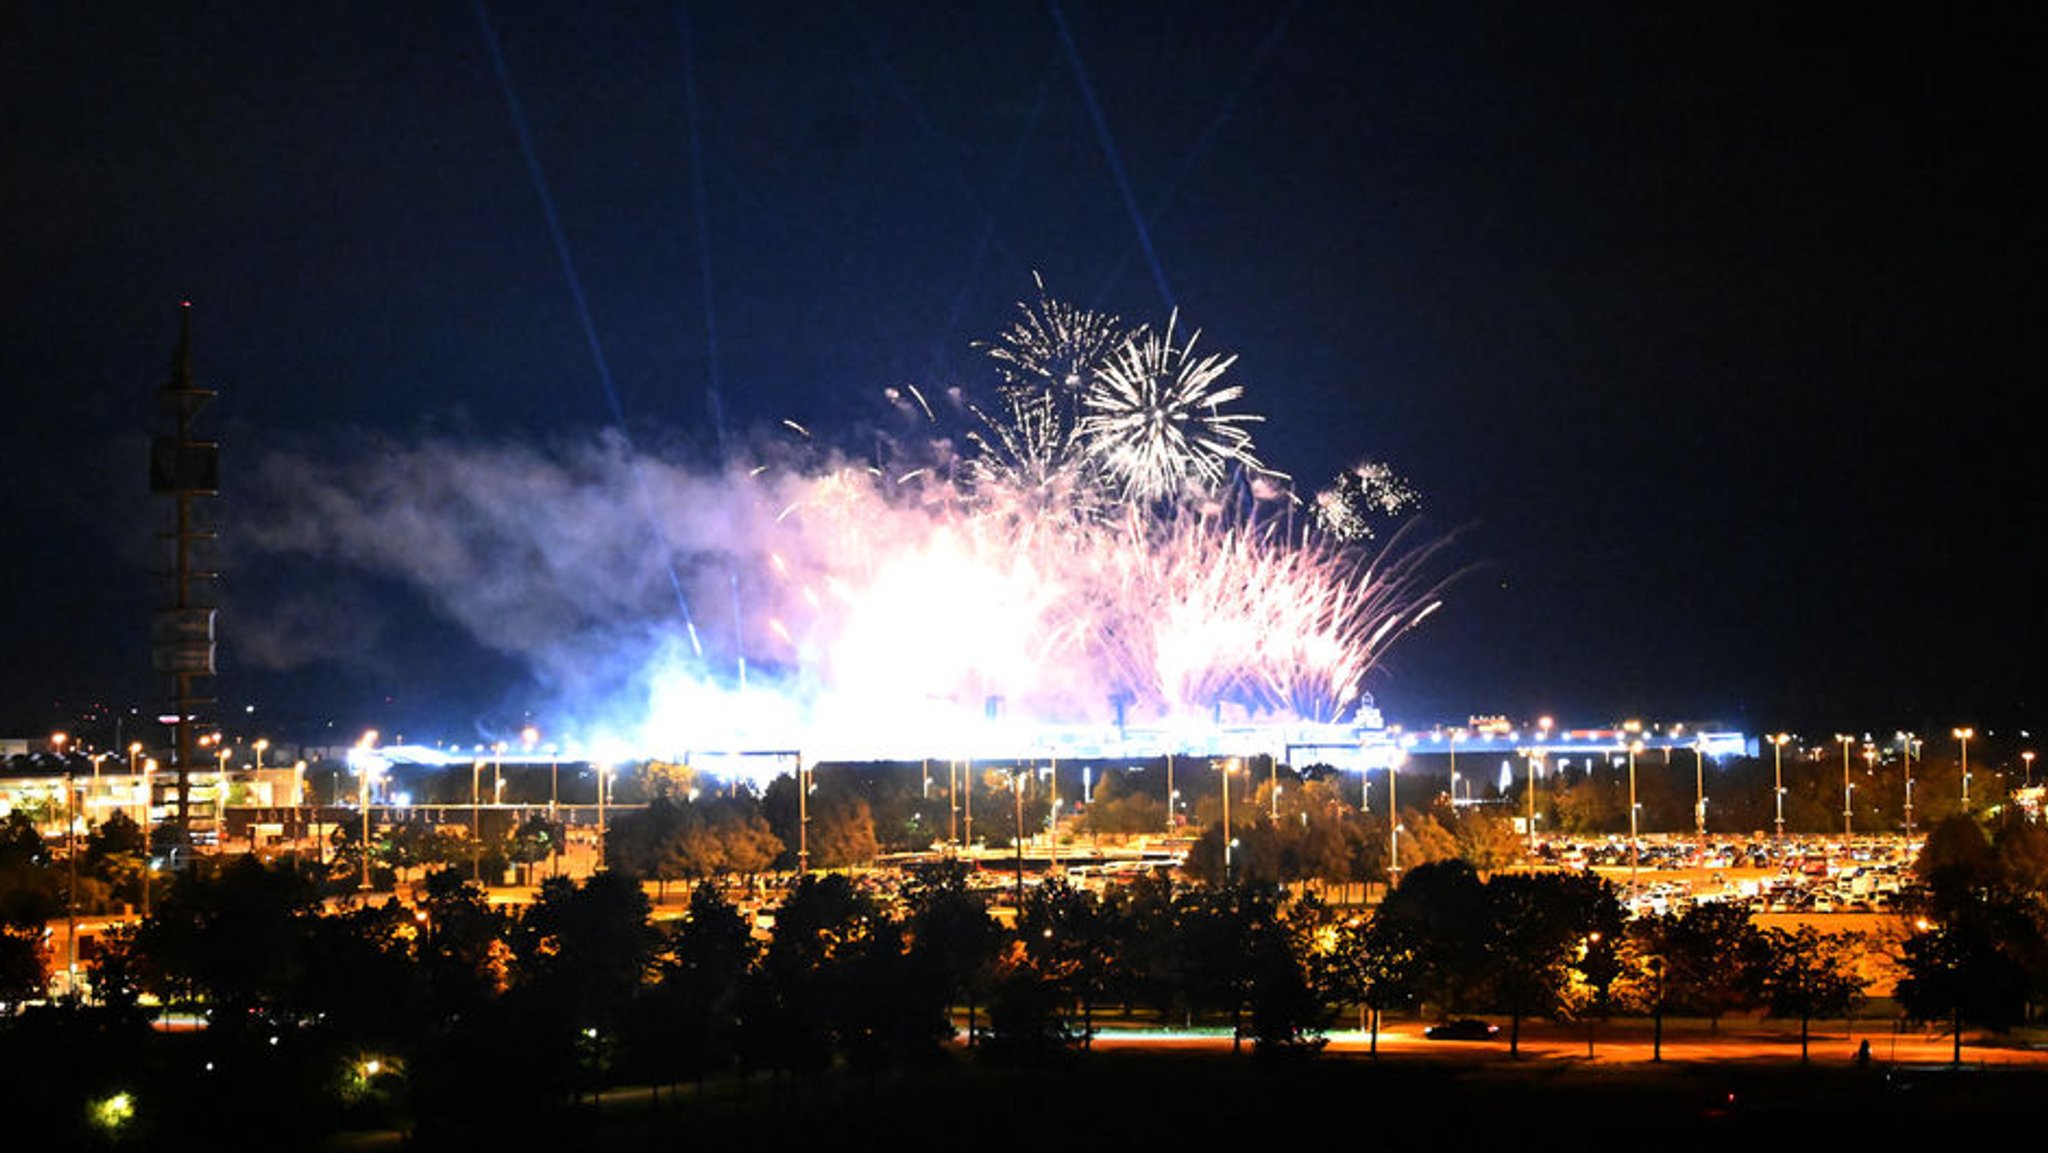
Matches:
[1312,460,1420,543]
[979,271,1131,394]
[1078,310,1269,504]
[241,284,1454,761]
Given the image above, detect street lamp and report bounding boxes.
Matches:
[1898,731,1917,837]
[358,762,380,891]
[1693,743,1709,840]
[1165,752,1175,834]
[1387,754,1403,885]
[1216,758,1235,886]
[597,762,614,873]
[1770,734,1789,838]
[356,730,380,891]
[471,758,484,883]
[1837,735,1855,839]
[2025,751,2037,789]
[1954,727,1974,812]
[1626,740,1644,898]
[1525,749,1543,855]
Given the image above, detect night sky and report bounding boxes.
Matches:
[3,2,2038,746]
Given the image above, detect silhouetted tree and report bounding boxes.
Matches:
[1755,926,1866,1061]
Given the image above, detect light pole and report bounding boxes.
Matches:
[597,763,613,874]
[1954,727,1974,813]
[471,758,484,883]
[127,741,142,777]
[356,730,379,891]
[1898,731,1917,837]
[2025,751,2037,789]
[140,758,156,918]
[1837,735,1855,838]
[1387,757,1402,885]
[1693,743,1709,839]
[1010,768,1025,902]
[1216,758,1233,886]
[1626,740,1643,898]
[65,770,78,988]
[1525,750,1542,855]
[1770,734,1789,838]
[1165,752,1175,833]
[1448,728,1463,804]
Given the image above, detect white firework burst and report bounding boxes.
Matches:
[980,272,1131,393]
[1312,460,1420,543]
[963,388,1094,515]
[1079,311,1267,504]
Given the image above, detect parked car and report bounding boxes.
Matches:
[1424,1018,1500,1041]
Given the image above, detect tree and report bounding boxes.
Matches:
[903,859,1001,1044]
[1242,892,1333,1061]
[131,853,324,1015]
[1370,859,1491,1019]
[1016,875,1113,1043]
[1485,870,1620,1054]
[807,794,881,869]
[506,813,564,886]
[1895,917,2031,1065]
[1329,911,1418,1055]
[1076,771,1167,836]
[514,871,658,1028]
[639,883,757,1089]
[1755,926,1867,1061]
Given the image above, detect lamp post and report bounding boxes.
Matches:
[1898,732,1917,837]
[1954,727,1974,813]
[1448,728,1463,803]
[2025,751,2037,789]
[1525,750,1542,855]
[1216,758,1233,886]
[127,741,142,777]
[1770,734,1789,838]
[1387,757,1402,886]
[1626,740,1643,898]
[356,730,379,891]
[471,759,484,883]
[140,758,156,919]
[65,771,78,988]
[1165,752,1175,833]
[597,763,613,874]
[1693,743,1709,839]
[1010,768,1025,903]
[1837,735,1855,839]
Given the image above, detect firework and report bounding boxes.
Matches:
[1077,310,1270,504]
[979,271,1131,394]
[1312,460,1420,543]
[243,284,1454,763]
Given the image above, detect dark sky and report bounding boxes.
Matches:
[2,1,2038,746]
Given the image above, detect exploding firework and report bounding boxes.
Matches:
[241,285,1454,765]
[1078,310,1271,504]
[1312,460,1420,543]
[979,272,1132,394]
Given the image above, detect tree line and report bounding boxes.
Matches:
[6,776,2048,1148]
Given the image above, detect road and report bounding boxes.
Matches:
[1087,1017,2048,1067]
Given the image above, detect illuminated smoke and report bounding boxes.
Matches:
[236,289,1453,759]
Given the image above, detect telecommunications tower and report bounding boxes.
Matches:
[148,304,219,827]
